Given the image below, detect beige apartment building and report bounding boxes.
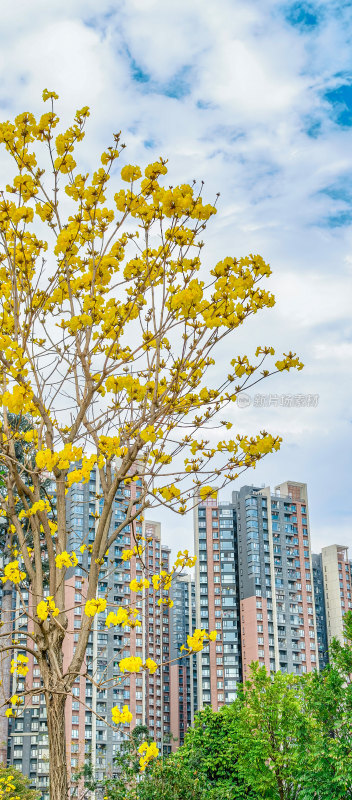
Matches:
[321,544,352,645]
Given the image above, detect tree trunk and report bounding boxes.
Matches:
[277,776,285,800]
[46,691,68,800]
[0,587,13,765]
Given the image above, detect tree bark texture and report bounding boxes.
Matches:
[0,587,13,765]
[46,691,68,800]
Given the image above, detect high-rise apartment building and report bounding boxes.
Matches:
[312,554,329,670]
[321,544,352,646]
[0,565,14,766]
[7,471,171,798]
[169,574,197,748]
[194,495,242,711]
[235,481,318,678]
[143,521,171,753]
[193,480,319,713]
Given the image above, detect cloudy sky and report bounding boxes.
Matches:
[1,0,351,556]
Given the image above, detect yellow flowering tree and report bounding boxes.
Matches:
[0,90,303,800]
[0,765,39,800]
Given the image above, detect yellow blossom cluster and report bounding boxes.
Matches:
[0,771,22,798]
[181,628,217,654]
[186,431,283,480]
[67,455,105,488]
[151,570,172,592]
[35,443,83,472]
[98,435,124,459]
[119,656,157,675]
[105,606,141,628]
[199,486,217,501]
[174,550,197,570]
[1,561,26,585]
[139,425,160,443]
[157,597,174,609]
[80,544,93,554]
[23,498,51,518]
[155,484,181,503]
[35,446,107,490]
[36,596,60,621]
[119,656,143,673]
[121,545,143,561]
[138,741,159,771]
[130,577,150,592]
[10,655,28,676]
[275,352,304,372]
[0,384,33,415]
[5,695,23,719]
[111,704,133,725]
[149,550,196,599]
[144,658,158,674]
[55,550,78,569]
[85,598,107,617]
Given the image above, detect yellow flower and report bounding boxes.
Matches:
[174,550,197,569]
[105,611,120,628]
[55,550,78,569]
[11,657,28,676]
[111,704,133,725]
[152,573,161,590]
[121,545,142,561]
[275,352,304,372]
[145,658,158,675]
[36,596,60,621]
[37,601,49,621]
[138,741,159,771]
[119,656,143,674]
[140,425,157,443]
[121,164,142,183]
[199,486,217,501]
[157,484,181,502]
[85,598,107,617]
[181,628,217,654]
[1,561,26,585]
[10,694,23,706]
[130,578,150,592]
[42,88,59,102]
[106,607,141,628]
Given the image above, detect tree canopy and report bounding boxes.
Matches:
[101,619,352,800]
[0,90,302,800]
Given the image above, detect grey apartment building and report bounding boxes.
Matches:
[169,573,197,748]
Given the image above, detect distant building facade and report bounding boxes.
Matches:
[194,495,242,711]
[193,480,321,717]
[321,544,352,645]
[169,574,197,748]
[235,481,318,678]
[312,553,329,670]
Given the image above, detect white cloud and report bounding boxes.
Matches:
[0,0,351,556]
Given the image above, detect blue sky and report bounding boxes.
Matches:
[0,0,351,555]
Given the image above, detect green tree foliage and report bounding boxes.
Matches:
[103,725,151,800]
[234,665,313,800]
[301,611,352,799]
[88,616,352,800]
[179,704,255,799]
